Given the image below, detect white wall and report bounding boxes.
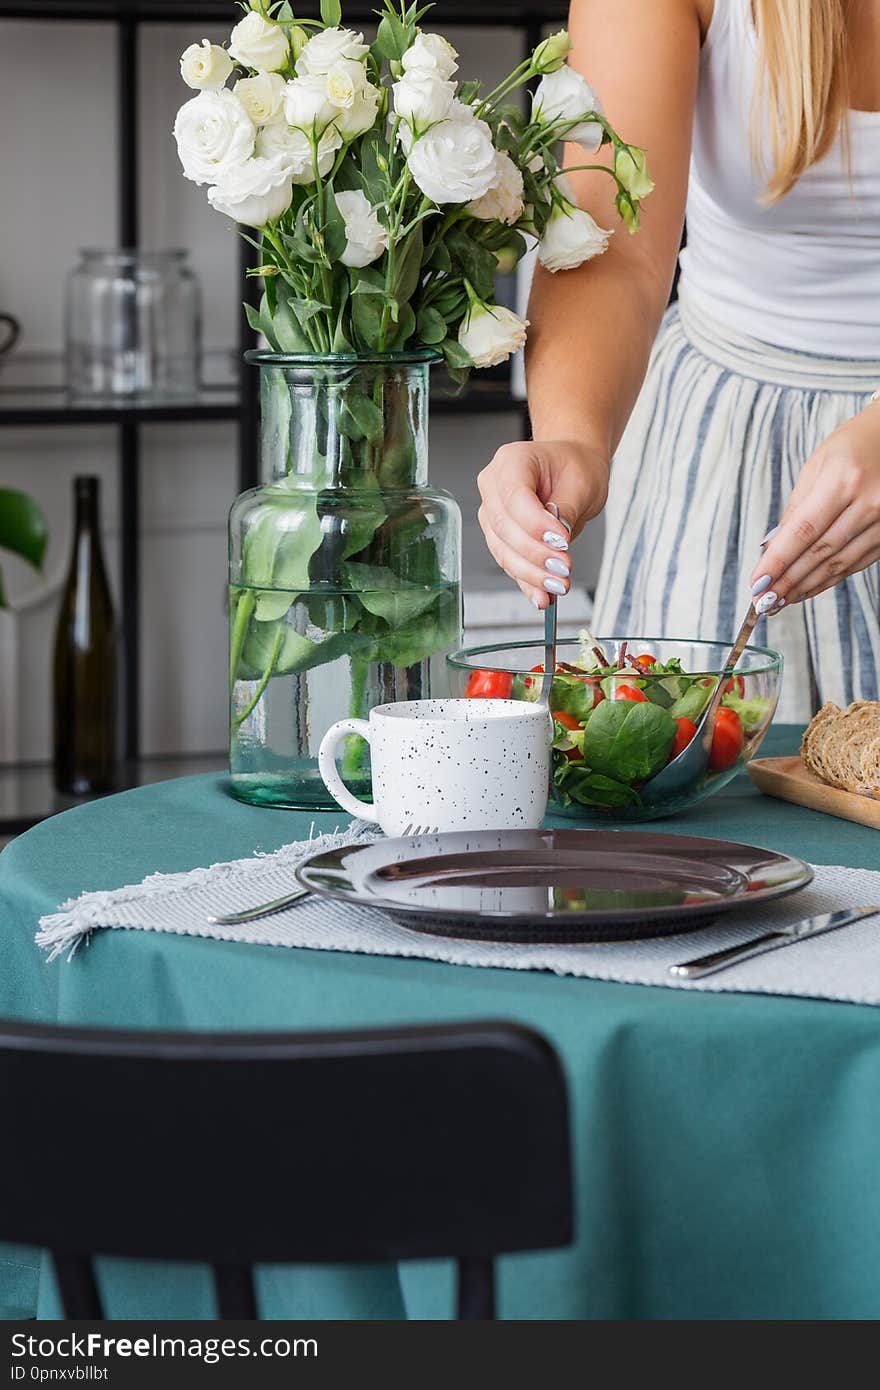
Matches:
[0,18,603,764]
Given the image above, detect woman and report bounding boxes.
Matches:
[478,0,880,720]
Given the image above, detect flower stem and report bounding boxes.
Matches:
[232,620,285,728]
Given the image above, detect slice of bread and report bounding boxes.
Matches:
[801,701,880,799]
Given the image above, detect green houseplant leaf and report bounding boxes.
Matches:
[0,488,48,608]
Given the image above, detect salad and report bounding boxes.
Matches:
[463,633,773,811]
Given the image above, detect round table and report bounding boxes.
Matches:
[2,724,880,1321]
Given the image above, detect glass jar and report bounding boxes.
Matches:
[228,351,462,810]
[65,249,201,399]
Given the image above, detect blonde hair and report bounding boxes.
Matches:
[751,0,849,203]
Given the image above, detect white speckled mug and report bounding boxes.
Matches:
[318,698,551,836]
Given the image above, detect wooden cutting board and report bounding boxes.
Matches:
[748,755,880,829]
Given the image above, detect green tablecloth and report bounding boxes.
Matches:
[2,724,880,1321]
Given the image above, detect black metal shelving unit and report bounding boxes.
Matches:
[0,0,558,833]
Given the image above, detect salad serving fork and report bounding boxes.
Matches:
[208,824,438,926]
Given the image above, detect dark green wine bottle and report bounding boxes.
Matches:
[53,476,118,795]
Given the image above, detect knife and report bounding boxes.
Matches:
[669,905,880,980]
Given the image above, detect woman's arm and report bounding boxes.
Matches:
[478,0,706,607]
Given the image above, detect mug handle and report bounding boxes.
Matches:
[0,314,20,355]
[318,718,377,821]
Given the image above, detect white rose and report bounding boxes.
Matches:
[283,74,335,132]
[332,79,380,139]
[531,66,604,152]
[326,58,366,110]
[234,72,286,125]
[406,107,499,204]
[531,29,572,75]
[173,89,255,186]
[228,12,290,74]
[255,121,342,183]
[335,190,389,268]
[392,69,456,131]
[207,156,293,227]
[295,26,368,76]
[467,149,524,224]
[538,199,612,271]
[458,302,528,368]
[180,39,233,91]
[400,32,459,81]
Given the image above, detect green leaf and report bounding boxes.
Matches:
[391,222,423,304]
[350,266,387,295]
[290,297,330,330]
[242,491,325,591]
[351,283,385,350]
[0,489,48,571]
[388,300,416,349]
[446,228,498,300]
[342,393,384,446]
[272,287,314,352]
[359,138,390,207]
[441,337,472,370]
[424,239,452,274]
[457,79,481,105]
[582,699,677,783]
[416,306,447,344]
[322,184,348,264]
[344,560,442,627]
[339,473,387,559]
[253,590,296,622]
[320,0,341,27]
[373,12,410,62]
[563,768,643,809]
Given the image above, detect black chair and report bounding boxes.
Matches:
[0,1018,572,1320]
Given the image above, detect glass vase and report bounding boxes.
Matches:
[228,350,462,810]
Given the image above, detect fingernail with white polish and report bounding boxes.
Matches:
[543,530,569,550]
[751,574,773,597]
[545,556,570,578]
[754,590,778,615]
[768,597,787,615]
[760,524,780,546]
[543,576,567,596]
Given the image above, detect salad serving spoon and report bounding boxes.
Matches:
[538,503,567,713]
[642,601,759,801]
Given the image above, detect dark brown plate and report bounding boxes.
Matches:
[296,829,812,944]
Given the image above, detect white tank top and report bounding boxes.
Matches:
[677,0,880,358]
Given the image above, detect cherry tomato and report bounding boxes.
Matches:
[669,716,698,760]
[635,653,657,666]
[709,706,744,771]
[614,683,649,703]
[552,710,580,730]
[465,669,512,699]
[723,674,745,699]
[552,709,582,761]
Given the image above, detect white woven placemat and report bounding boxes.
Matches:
[35,824,880,1004]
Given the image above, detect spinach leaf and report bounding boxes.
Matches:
[582,699,677,783]
[553,761,642,809]
[549,675,598,724]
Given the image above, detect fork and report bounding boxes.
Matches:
[207,823,438,925]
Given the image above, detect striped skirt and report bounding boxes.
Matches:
[592,288,880,722]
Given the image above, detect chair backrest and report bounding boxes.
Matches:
[0,1017,572,1319]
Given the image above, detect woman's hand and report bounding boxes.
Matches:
[477,437,610,609]
[748,403,880,614]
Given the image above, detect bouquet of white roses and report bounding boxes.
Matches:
[173,0,652,376]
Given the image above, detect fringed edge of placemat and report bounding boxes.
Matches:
[35,819,377,963]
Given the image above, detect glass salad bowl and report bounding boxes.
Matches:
[447,636,783,822]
